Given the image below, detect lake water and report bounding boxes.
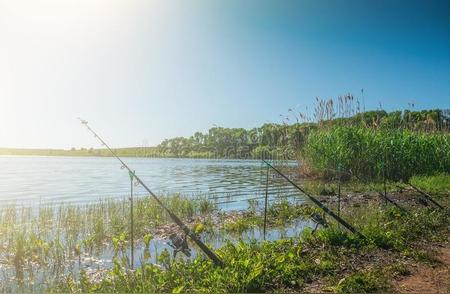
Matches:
[0,156,301,208]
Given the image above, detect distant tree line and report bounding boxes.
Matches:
[154,108,449,159]
[156,123,312,159]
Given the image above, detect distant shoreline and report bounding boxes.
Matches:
[0,147,157,158]
[0,149,271,161]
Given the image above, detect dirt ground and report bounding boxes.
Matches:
[394,243,450,294]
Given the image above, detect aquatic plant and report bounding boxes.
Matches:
[50,203,449,293]
[0,193,219,291]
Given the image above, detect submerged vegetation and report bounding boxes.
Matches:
[0,194,215,292]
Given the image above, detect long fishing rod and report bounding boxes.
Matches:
[319,167,409,213]
[78,118,224,267]
[262,159,364,238]
[406,183,445,210]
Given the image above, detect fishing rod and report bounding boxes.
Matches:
[78,118,224,267]
[377,192,409,214]
[323,167,409,213]
[405,183,445,210]
[262,159,364,238]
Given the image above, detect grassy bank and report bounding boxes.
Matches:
[53,200,449,293]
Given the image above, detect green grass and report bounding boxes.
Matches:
[335,270,388,293]
[220,199,317,234]
[51,196,449,293]
[410,173,450,196]
[302,126,450,181]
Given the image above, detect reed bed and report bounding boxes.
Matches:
[302,125,450,181]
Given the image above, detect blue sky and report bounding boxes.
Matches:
[0,0,449,148]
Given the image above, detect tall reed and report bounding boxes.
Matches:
[302,125,450,181]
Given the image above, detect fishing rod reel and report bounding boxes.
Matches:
[168,233,192,259]
[311,212,328,234]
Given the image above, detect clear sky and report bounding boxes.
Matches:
[0,0,449,149]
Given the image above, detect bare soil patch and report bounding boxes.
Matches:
[394,243,450,293]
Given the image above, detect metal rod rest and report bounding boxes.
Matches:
[130,170,135,269]
[263,165,269,240]
[377,192,409,214]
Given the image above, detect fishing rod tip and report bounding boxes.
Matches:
[77,117,88,125]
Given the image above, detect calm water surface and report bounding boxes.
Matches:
[0,156,299,207]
